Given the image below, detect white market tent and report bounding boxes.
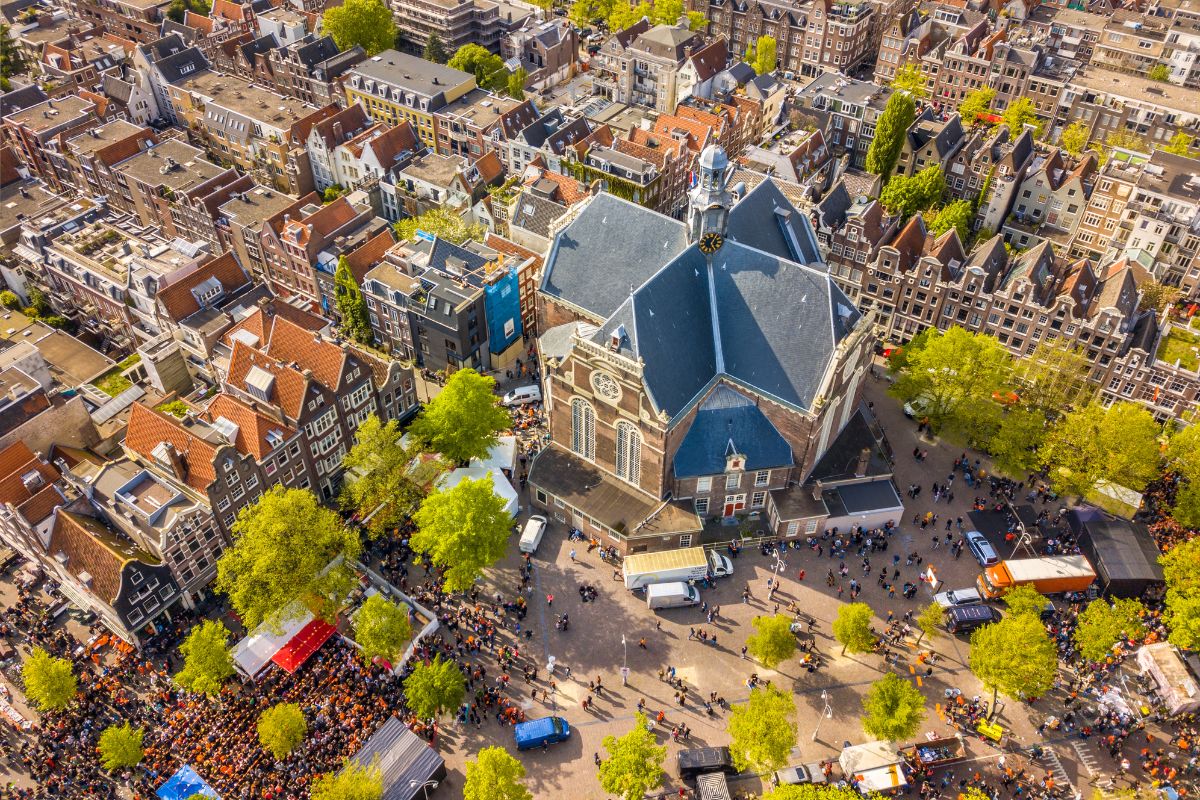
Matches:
[230,602,313,681]
[437,467,519,517]
[471,435,517,476]
[1138,642,1200,715]
[840,741,908,793]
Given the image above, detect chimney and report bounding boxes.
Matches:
[854,448,871,477]
[333,121,343,142]
[162,442,189,482]
[811,479,823,502]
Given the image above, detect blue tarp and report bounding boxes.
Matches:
[157,765,220,800]
[484,267,522,355]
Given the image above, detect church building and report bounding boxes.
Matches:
[528,145,896,555]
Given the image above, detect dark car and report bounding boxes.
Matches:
[678,747,737,779]
[945,604,1002,634]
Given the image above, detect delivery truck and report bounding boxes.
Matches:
[976,554,1096,599]
[622,546,733,590]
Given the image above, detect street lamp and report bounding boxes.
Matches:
[811,690,833,742]
[410,779,438,800]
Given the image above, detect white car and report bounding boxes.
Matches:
[933,588,984,608]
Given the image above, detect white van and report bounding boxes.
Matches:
[519,515,548,554]
[646,581,700,610]
[502,385,542,406]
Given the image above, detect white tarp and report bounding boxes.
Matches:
[437,467,519,517]
[471,435,517,476]
[840,741,907,794]
[230,602,313,680]
[1138,642,1200,715]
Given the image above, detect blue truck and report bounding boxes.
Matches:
[514,716,571,750]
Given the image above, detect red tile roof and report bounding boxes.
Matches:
[485,233,543,271]
[157,251,249,321]
[0,441,37,482]
[204,392,294,459]
[124,403,218,493]
[226,339,310,419]
[219,301,326,349]
[265,315,346,391]
[0,456,59,508]
[18,484,64,525]
[342,230,395,284]
[47,512,157,603]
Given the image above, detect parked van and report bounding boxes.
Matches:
[945,604,1002,634]
[502,385,542,406]
[678,747,736,779]
[519,515,548,554]
[514,716,571,750]
[646,581,700,609]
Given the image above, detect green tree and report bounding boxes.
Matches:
[411,475,512,591]
[323,185,346,203]
[651,0,684,25]
[0,290,20,309]
[448,43,509,90]
[832,602,875,655]
[353,594,413,665]
[1038,402,1162,497]
[915,602,942,645]
[1060,121,1091,158]
[175,619,234,697]
[957,87,995,125]
[570,0,616,27]
[464,746,532,800]
[311,761,383,800]
[1162,131,1193,156]
[1002,584,1048,619]
[763,786,865,800]
[1148,63,1171,82]
[258,703,307,759]
[423,33,448,64]
[745,614,797,668]
[880,164,945,217]
[969,613,1057,710]
[0,24,29,90]
[507,67,527,100]
[1106,129,1149,154]
[1167,426,1200,529]
[215,487,361,631]
[890,326,1013,436]
[404,656,466,718]
[323,0,397,56]
[165,0,210,23]
[861,673,926,741]
[727,685,797,773]
[749,34,776,76]
[1074,598,1147,662]
[599,713,667,800]
[865,92,916,178]
[927,199,973,243]
[886,327,935,374]
[988,408,1047,477]
[608,1,653,30]
[21,647,77,711]
[891,63,927,98]
[97,723,144,771]
[686,10,707,29]
[999,97,1042,139]
[340,415,425,538]
[1012,339,1095,416]
[1161,537,1200,649]
[1138,280,1181,314]
[394,207,485,245]
[409,367,511,463]
[334,255,373,345]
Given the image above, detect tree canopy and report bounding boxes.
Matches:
[890,63,927,98]
[97,723,144,771]
[395,207,486,245]
[861,673,926,741]
[969,613,1057,708]
[1060,121,1090,158]
[1038,402,1162,497]
[423,34,448,64]
[353,594,413,665]
[727,685,797,773]
[1163,131,1194,156]
[865,92,916,178]
[832,602,875,655]
[747,35,776,76]
[340,414,425,539]
[880,164,945,217]
[763,786,865,800]
[323,0,396,56]
[745,614,797,668]
[175,619,235,697]
[448,44,510,91]
[1073,598,1147,662]
[411,475,511,591]
[334,256,373,345]
[1011,339,1095,417]
[1167,426,1200,530]
[926,199,973,243]
[999,98,1042,139]
[987,408,1048,478]
[464,747,532,800]
[915,602,943,645]
[1148,63,1171,82]
[311,761,384,800]
[957,87,995,125]
[21,647,77,711]
[404,655,466,718]
[1161,537,1200,650]
[409,368,511,464]
[507,67,527,100]
[258,703,307,759]
[1002,584,1048,619]
[215,487,361,631]
[599,713,667,800]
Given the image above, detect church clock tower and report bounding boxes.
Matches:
[688,144,733,245]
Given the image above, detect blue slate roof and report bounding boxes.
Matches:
[727,179,823,267]
[673,387,792,478]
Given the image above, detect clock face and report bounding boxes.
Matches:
[699,232,724,254]
[591,371,621,402]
